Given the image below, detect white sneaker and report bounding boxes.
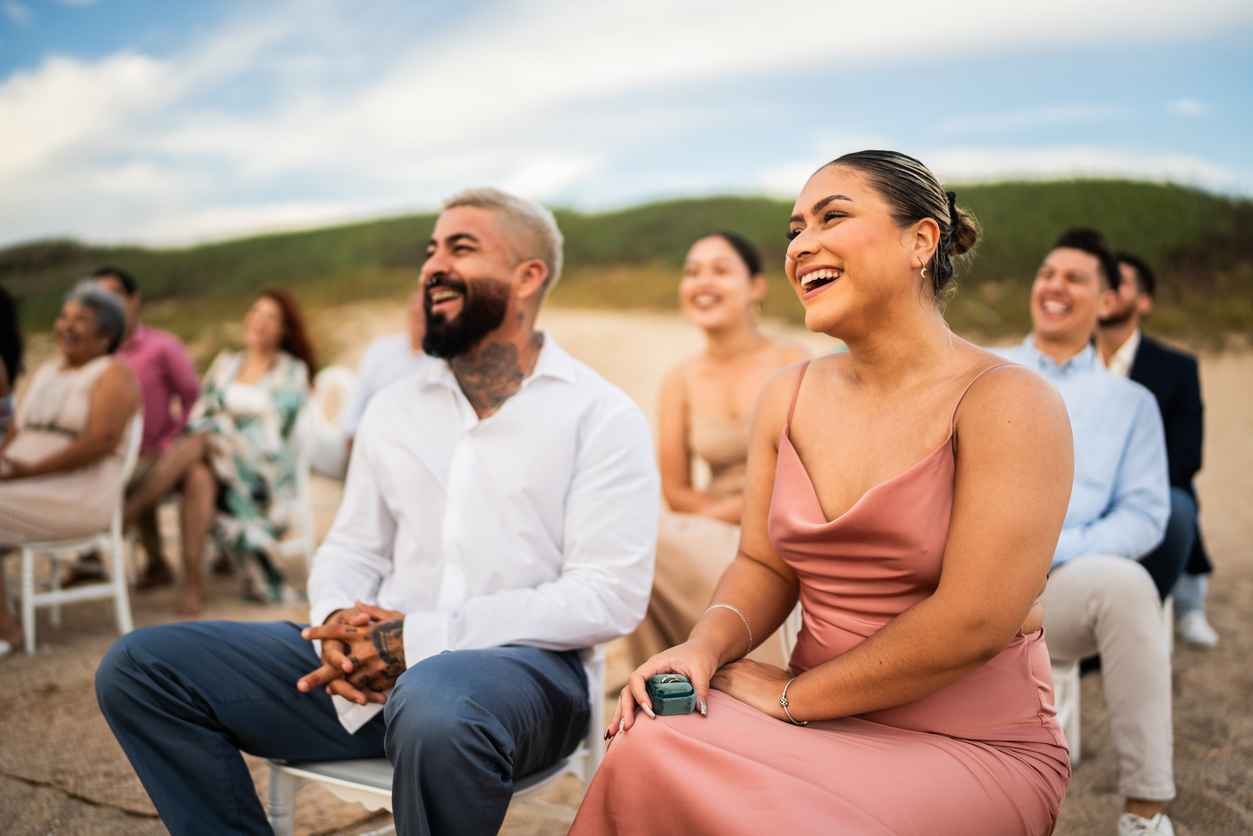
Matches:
[1177,611,1219,648]
[1119,813,1175,835]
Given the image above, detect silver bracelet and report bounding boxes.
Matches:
[705,603,753,654]
[779,677,809,726]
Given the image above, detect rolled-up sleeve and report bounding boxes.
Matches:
[401,403,660,668]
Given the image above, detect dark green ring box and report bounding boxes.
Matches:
[645,674,697,715]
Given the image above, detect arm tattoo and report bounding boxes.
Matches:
[371,619,407,675]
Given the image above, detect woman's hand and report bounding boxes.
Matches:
[710,659,793,722]
[0,456,31,480]
[608,639,720,739]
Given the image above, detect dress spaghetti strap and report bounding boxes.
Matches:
[949,363,1017,435]
[785,361,812,433]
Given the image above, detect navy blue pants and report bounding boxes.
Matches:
[1138,487,1198,601]
[95,621,588,836]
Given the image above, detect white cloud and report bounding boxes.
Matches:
[57,0,97,7]
[756,144,1250,197]
[929,145,1246,192]
[937,105,1125,136]
[3,0,30,25]
[2,1,1252,245]
[1168,98,1209,117]
[0,53,172,181]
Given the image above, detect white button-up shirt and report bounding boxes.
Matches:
[1103,328,1141,379]
[339,332,434,437]
[308,336,660,732]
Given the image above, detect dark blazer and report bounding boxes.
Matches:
[1129,333,1211,573]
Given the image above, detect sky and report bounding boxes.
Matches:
[2,0,1251,247]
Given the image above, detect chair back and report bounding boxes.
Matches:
[118,413,145,482]
[303,365,357,480]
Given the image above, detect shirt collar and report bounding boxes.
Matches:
[419,332,577,390]
[1106,328,1141,376]
[118,323,151,353]
[1021,335,1098,374]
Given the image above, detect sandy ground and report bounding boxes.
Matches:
[2,303,1250,835]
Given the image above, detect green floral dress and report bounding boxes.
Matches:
[187,350,308,599]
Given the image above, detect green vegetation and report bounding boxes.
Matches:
[3,179,1251,352]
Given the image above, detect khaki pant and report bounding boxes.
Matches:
[1043,554,1175,801]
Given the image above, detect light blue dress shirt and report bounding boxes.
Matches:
[996,338,1169,569]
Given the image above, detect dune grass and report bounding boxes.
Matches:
[3,179,1250,353]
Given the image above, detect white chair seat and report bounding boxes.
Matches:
[17,414,143,654]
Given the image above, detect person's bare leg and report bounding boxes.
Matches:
[177,462,216,616]
[135,506,174,590]
[125,435,207,525]
[1125,800,1169,819]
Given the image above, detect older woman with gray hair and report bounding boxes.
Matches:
[0,281,140,547]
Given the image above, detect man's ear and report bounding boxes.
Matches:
[1097,285,1118,320]
[514,258,550,303]
[1137,294,1154,318]
[749,274,768,304]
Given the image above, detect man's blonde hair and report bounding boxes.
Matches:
[442,188,565,293]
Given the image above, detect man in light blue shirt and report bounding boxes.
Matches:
[998,228,1175,836]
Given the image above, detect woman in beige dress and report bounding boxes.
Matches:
[624,232,808,670]
[0,283,140,651]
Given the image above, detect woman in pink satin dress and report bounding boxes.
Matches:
[570,151,1075,836]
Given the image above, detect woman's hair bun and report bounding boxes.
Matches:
[947,204,979,257]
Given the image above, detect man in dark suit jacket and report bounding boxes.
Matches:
[1098,252,1218,647]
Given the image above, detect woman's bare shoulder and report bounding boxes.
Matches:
[954,348,1068,444]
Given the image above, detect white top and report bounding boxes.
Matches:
[308,336,661,732]
[1103,328,1141,379]
[339,333,433,436]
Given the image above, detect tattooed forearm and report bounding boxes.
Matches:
[371,619,407,676]
[450,333,543,416]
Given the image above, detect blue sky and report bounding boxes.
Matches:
[2,0,1251,246]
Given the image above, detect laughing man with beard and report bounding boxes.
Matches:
[95,188,661,836]
[998,228,1176,836]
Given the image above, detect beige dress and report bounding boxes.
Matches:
[0,357,126,544]
[617,410,788,685]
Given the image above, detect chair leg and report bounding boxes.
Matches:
[108,530,134,636]
[267,764,300,836]
[50,554,62,628]
[20,547,36,655]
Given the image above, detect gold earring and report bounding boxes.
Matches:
[921,265,928,280]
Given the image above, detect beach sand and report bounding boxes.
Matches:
[1,303,1249,835]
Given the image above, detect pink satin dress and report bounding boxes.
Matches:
[569,363,1070,836]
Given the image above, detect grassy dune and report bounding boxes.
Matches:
[3,179,1251,354]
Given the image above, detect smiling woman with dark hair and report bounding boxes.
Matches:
[573,152,1074,835]
[123,290,313,614]
[620,231,807,678]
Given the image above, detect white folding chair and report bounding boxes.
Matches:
[274,366,357,564]
[1050,595,1174,768]
[18,414,143,654]
[266,644,608,836]
[303,365,357,481]
[273,422,316,563]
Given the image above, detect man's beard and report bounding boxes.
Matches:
[422,273,512,359]
[1098,304,1136,328]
